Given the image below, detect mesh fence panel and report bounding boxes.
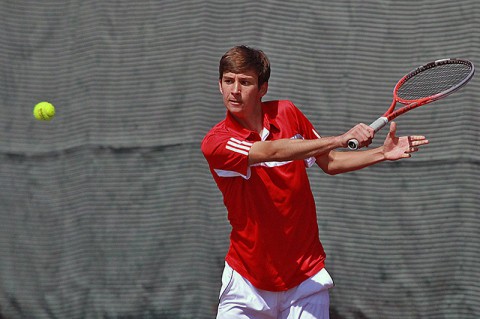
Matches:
[0,1,479,318]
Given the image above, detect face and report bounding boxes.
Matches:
[219,70,268,120]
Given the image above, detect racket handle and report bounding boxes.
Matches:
[347,117,389,150]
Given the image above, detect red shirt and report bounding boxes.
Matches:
[201,100,326,291]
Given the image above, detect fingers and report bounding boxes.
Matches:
[409,136,429,147]
[355,123,375,147]
[389,121,397,135]
[388,121,426,142]
[345,123,374,148]
[404,136,429,154]
[382,122,429,160]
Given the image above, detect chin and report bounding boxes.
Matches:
[227,104,243,113]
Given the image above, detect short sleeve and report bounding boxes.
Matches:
[201,132,252,179]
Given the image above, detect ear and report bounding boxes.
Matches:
[218,80,223,94]
[259,82,268,98]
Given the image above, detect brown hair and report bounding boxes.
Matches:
[219,45,271,87]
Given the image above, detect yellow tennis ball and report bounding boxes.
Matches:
[33,101,56,121]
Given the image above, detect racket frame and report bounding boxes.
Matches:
[348,58,475,150]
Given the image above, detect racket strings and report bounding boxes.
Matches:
[397,63,473,101]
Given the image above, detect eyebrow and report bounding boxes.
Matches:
[223,74,256,81]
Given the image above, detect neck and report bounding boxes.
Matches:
[232,105,263,134]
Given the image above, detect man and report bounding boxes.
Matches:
[201,45,428,319]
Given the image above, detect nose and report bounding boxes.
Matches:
[232,80,241,94]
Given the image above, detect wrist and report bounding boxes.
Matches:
[378,145,388,161]
[332,135,346,149]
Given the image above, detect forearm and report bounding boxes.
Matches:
[317,146,387,175]
[248,136,343,165]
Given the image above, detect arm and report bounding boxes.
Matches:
[316,147,385,175]
[317,122,429,175]
[248,123,375,165]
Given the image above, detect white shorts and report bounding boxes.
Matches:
[216,262,334,319]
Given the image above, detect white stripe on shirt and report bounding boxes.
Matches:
[226,145,249,156]
[225,138,253,156]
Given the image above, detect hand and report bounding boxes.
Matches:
[383,122,429,160]
[343,123,375,148]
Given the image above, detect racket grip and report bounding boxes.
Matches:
[370,117,389,132]
[347,117,389,150]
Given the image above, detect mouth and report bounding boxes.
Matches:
[229,100,242,106]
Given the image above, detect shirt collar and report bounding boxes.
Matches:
[224,102,280,140]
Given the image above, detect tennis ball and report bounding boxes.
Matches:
[33,101,56,121]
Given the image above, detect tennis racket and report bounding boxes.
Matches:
[348,58,475,150]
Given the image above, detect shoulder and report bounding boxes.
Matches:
[201,119,245,157]
[262,100,305,121]
[201,120,225,149]
[262,100,300,117]
[262,99,297,110]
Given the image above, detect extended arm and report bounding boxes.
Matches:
[248,123,374,165]
[316,122,429,175]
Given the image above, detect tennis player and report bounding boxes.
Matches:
[201,45,428,319]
